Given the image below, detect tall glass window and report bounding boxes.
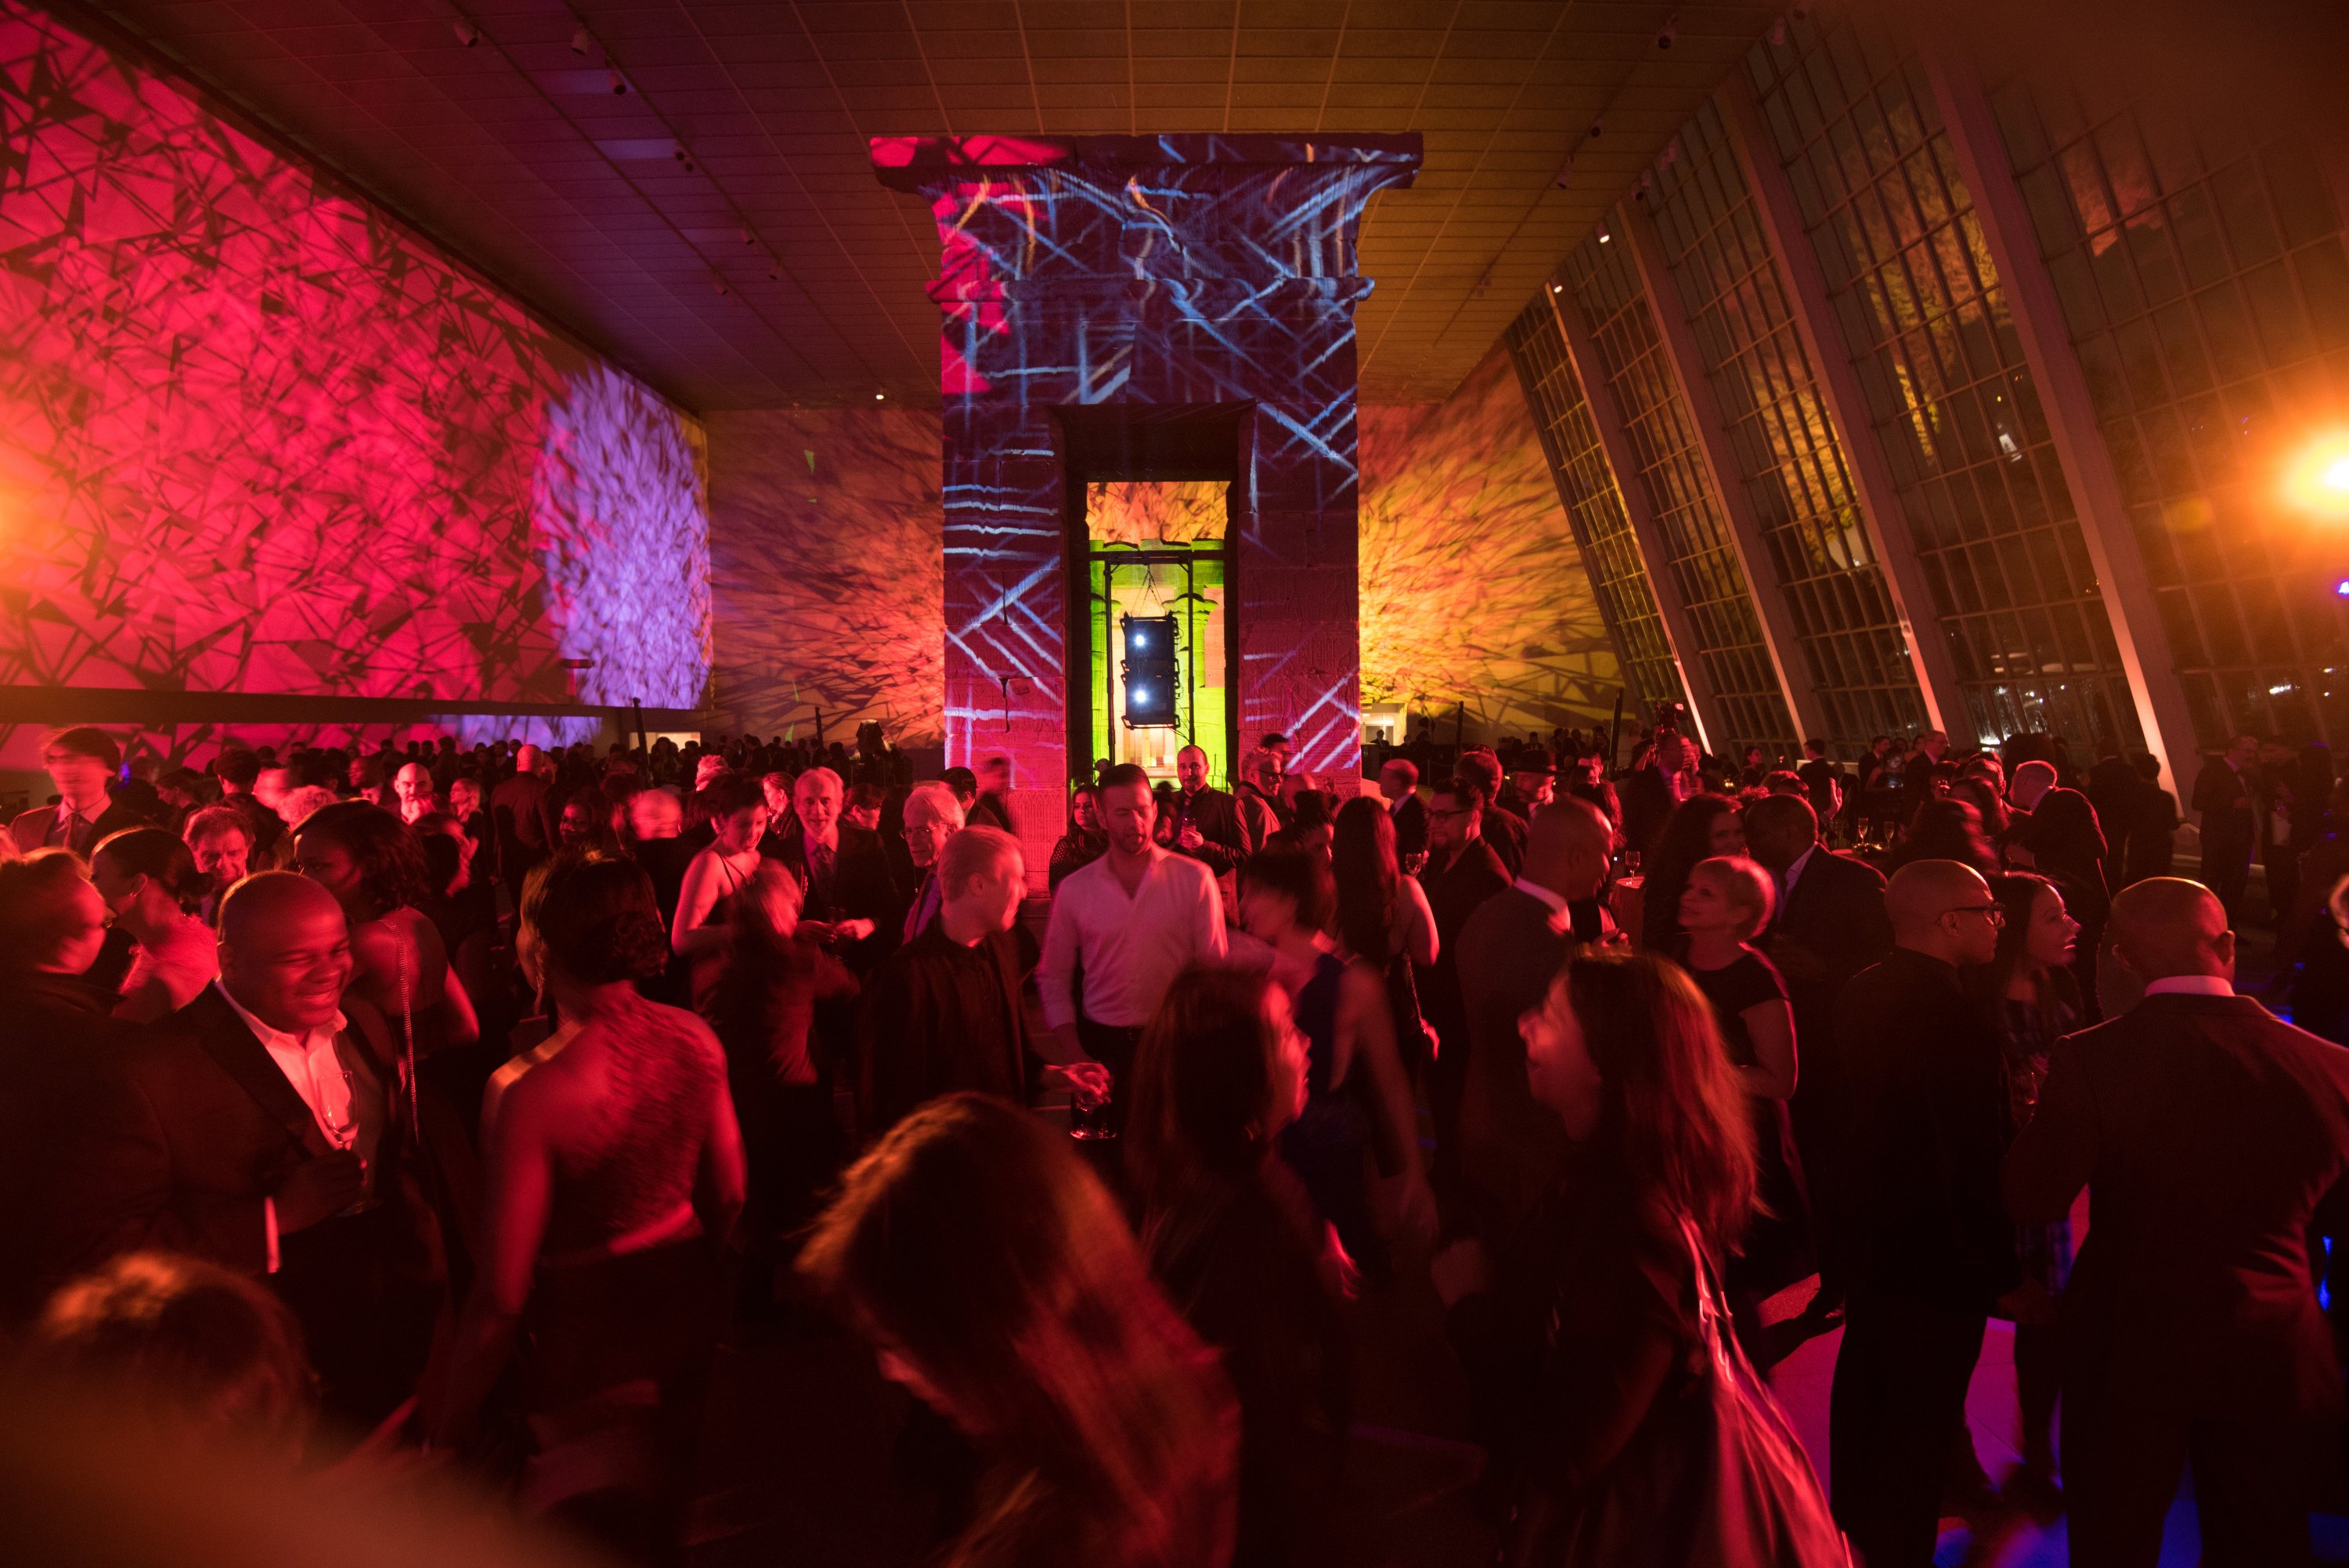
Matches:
[1503,297,1688,720]
[1647,101,1929,748]
[1745,17,2142,754]
[1990,80,2349,744]
[1564,233,1798,755]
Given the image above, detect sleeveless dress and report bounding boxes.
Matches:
[519,995,728,1560]
[682,849,756,1013]
[1279,952,1381,1270]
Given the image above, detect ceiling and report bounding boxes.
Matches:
[83,0,1781,412]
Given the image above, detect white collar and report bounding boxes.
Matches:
[2143,975,2234,997]
[214,979,345,1053]
[1513,876,1569,916]
[1783,843,1820,888]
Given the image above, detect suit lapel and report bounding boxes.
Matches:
[191,991,334,1159]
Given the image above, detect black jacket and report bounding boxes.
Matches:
[766,823,900,975]
[2008,992,2349,1420]
[1160,784,1254,879]
[1388,793,1431,863]
[1835,947,2018,1313]
[0,972,146,1321]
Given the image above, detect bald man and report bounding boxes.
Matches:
[489,741,557,885]
[2008,878,2349,1567]
[63,872,442,1426]
[1158,744,1251,878]
[1830,858,2030,1568]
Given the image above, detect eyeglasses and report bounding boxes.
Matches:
[1941,903,2006,925]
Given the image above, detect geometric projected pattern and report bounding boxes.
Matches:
[1359,344,1622,738]
[0,3,708,725]
[1087,480,1228,546]
[706,406,947,744]
[875,134,1420,786]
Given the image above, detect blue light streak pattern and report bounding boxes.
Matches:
[875,135,1419,785]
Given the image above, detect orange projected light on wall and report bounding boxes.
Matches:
[2283,432,2349,521]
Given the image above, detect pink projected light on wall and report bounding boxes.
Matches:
[0,2,708,742]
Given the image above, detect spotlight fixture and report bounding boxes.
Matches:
[453,18,479,45]
[1655,11,1677,49]
[1550,281,1563,294]
[608,68,627,94]
[1552,152,1575,190]
[1597,223,1612,244]
[873,391,886,401]
[1588,115,1604,139]
[673,142,695,173]
[571,23,590,53]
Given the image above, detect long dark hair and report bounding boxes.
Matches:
[1239,843,1334,935]
[1640,794,1735,950]
[801,1094,1236,1566]
[1557,950,1755,1249]
[1127,964,1283,1206]
[2019,788,2107,887]
[91,828,204,914]
[290,801,429,916]
[1330,795,1399,964]
[1982,872,2082,1032]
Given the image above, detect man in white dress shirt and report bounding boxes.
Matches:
[67,873,442,1426]
[1040,763,1227,1125]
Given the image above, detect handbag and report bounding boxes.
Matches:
[1508,1215,1850,1567]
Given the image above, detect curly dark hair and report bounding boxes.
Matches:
[522,852,671,986]
[289,800,430,916]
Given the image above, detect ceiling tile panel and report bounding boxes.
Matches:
[85,0,1773,409]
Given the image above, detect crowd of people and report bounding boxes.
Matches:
[3,712,2349,1568]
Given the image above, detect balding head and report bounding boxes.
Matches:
[217,872,351,1033]
[2010,760,2057,810]
[2109,878,2233,984]
[515,744,546,777]
[1521,797,1613,903]
[1885,859,2001,965]
[1741,794,1820,872]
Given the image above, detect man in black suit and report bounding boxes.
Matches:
[1565,751,1621,841]
[1795,737,1844,832]
[1452,750,1525,878]
[1415,780,1512,1195]
[2192,734,2259,923]
[767,766,897,976]
[1498,757,1554,824]
[1235,746,1288,844]
[1454,797,1615,1238]
[0,852,144,1323]
[1831,859,2035,1568]
[9,727,145,856]
[2008,878,2349,1567]
[1618,730,1699,860]
[65,874,443,1426]
[1377,757,1429,870]
[1744,794,1891,1317]
[1160,744,1253,878]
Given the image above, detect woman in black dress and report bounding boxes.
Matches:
[1330,795,1437,1085]
[1673,854,1806,1365]
[1128,964,1349,1568]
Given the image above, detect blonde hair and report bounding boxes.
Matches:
[1692,854,1776,941]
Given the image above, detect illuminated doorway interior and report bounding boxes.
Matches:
[1084,480,1230,785]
